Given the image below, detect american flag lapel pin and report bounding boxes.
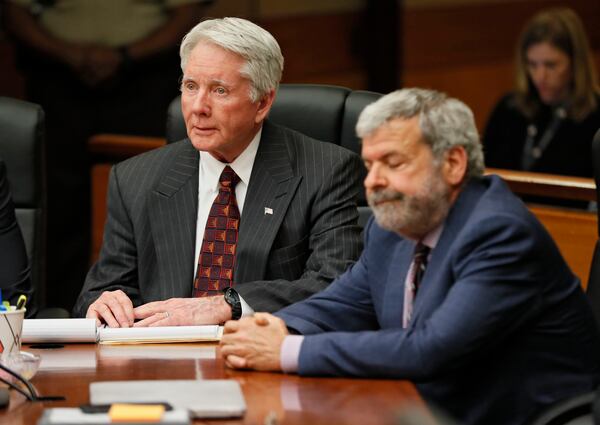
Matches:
[264,207,273,215]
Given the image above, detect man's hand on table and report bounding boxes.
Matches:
[86,290,134,328]
[133,296,232,326]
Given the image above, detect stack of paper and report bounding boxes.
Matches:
[98,326,222,345]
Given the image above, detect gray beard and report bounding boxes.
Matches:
[368,176,451,239]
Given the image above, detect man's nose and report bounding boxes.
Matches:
[364,164,386,191]
[191,89,211,115]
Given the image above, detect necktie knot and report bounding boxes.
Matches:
[219,166,240,190]
[413,242,430,262]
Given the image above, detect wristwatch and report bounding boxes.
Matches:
[223,287,242,320]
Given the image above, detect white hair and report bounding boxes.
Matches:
[180,17,284,102]
[356,88,485,178]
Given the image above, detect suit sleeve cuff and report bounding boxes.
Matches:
[238,294,254,318]
[280,335,304,373]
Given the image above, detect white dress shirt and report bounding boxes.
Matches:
[193,128,262,317]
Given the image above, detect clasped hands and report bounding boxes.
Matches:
[86,289,231,328]
[220,313,289,372]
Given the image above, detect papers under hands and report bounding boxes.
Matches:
[98,325,222,345]
[22,319,223,344]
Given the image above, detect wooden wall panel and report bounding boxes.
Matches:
[403,0,600,70]
[530,206,597,287]
[261,12,367,89]
[404,60,514,130]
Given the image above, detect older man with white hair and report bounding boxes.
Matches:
[73,18,363,328]
[220,88,600,425]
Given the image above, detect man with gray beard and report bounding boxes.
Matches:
[219,88,600,425]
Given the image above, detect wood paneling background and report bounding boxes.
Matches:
[3,0,599,129]
[261,12,367,89]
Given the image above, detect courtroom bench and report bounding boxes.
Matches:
[485,168,596,288]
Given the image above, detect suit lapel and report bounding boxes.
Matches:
[409,179,487,326]
[236,121,302,283]
[149,142,199,296]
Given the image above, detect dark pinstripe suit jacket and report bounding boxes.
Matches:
[73,121,363,317]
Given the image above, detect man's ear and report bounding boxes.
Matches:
[442,146,468,186]
[255,89,276,124]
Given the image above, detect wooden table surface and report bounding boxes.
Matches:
[0,343,423,425]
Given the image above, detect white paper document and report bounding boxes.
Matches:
[22,319,222,344]
[90,380,246,418]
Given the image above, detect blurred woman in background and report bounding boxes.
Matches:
[483,7,600,177]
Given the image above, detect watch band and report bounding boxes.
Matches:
[223,287,242,320]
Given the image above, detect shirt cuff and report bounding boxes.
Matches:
[238,294,254,318]
[280,335,304,373]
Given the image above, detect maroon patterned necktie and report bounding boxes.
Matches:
[193,166,241,297]
[412,243,430,296]
[403,242,430,327]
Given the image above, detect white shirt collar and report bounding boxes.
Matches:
[198,127,262,190]
[421,223,443,250]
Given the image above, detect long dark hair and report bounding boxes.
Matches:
[514,7,599,121]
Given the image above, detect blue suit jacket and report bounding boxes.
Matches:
[277,175,600,425]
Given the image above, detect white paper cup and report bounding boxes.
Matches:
[0,309,25,360]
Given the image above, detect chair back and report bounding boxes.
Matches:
[340,90,382,206]
[528,391,594,425]
[165,83,382,208]
[267,84,350,144]
[0,97,46,310]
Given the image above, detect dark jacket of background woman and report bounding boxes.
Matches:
[483,92,600,177]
